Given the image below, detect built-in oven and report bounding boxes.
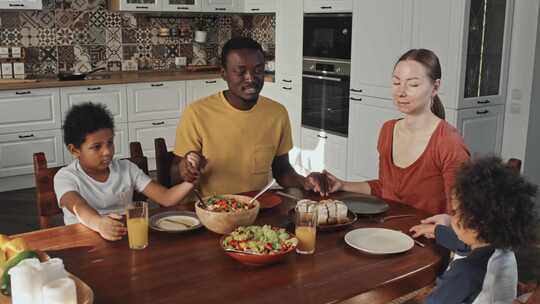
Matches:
[303,13,352,60]
[302,58,351,136]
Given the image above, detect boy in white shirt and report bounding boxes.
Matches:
[55,102,201,241]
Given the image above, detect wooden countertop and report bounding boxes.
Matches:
[0,71,276,91]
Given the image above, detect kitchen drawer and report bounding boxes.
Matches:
[186,78,227,104]
[61,85,128,124]
[0,88,61,135]
[128,118,179,170]
[63,123,129,164]
[0,129,63,178]
[127,81,185,122]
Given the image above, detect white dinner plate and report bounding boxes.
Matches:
[150,211,202,233]
[344,228,414,254]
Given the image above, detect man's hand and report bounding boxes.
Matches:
[179,151,207,183]
[305,170,344,197]
[97,214,127,241]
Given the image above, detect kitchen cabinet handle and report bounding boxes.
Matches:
[151,83,164,87]
[476,110,489,115]
[350,88,363,93]
[9,3,24,6]
[303,74,341,82]
[320,6,332,9]
[477,100,490,104]
[317,134,328,139]
[18,134,34,139]
[205,80,217,84]
[350,97,362,101]
[136,6,149,8]
[282,86,292,90]
[215,7,226,11]
[87,87,101,91]
[250,8,260,11]
[152,121,165,126]
[177,6,189,9]
[282,79,292,83]
[15,91,31,95]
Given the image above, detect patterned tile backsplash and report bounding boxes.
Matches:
[0,0,275,76]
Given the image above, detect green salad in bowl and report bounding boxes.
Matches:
[221,225,298,265]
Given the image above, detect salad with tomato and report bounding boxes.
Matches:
[222,225,298,255]
[201,195,253,212]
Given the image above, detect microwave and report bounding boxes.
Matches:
[303,13,352,60]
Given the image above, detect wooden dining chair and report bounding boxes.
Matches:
[507,158,522,173]
[33,142,149,229]
[154,137,178,188]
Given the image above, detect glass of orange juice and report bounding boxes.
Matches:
[126,201,148,250]
[295,202,318,254]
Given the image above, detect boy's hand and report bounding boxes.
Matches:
[420,214,451,226]
[97,214,127,241]
[410,223,436,239]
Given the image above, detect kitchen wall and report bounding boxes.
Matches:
[0,0,275,76]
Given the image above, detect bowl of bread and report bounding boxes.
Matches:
[294,199,357,231]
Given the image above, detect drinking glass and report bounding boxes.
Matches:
[126,201,148,250]
[295,202,318,254]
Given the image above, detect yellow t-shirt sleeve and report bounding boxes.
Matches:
[174,105,201,157]
[276,106,293,156]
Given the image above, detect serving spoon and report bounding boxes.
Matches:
[248,179,276,205]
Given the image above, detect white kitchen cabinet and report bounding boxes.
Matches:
[128,119,179,171]
[301,128,347,179]
[0,88,61,135]
[303,0,351,12]
[202,0,239,12]
[186,78,227,104]
[275,0,303,79]
[347,97,402,181]
[411,0,465,109]
[60,85,127,124]
[109,0,160,11]
[127,81,185,122]
[243,0,275,13]
[0,0,42,9]
[0,129,63,178]
[162,0,201,11]
[447,105,505,157]
[350,0,412,100]
[63,123,129,163]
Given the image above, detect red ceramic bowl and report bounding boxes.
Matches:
[220,234,298,266]
[241,191,283,209]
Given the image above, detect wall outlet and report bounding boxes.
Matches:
[175,57,187,67]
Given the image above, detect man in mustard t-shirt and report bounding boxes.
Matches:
[173,37,317,196]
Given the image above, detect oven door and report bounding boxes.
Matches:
[302,73,350,136]
[303,14,352,60]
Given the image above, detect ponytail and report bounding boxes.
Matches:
[431,95,445,120]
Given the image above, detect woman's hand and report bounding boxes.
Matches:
[97,214,127,241]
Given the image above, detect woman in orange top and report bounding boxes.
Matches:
[318,49,469,214]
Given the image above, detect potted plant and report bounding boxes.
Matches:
[193,18,208,44]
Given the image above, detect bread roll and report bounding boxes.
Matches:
[295,199,348,225]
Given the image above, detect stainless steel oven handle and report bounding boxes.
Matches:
[302,74,342,82]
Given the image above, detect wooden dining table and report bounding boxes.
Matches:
[13,191,448,304]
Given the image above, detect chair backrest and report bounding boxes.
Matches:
[472,249,518,304]
[507,158,522,173]
[154,137,176,188]
[33,142,149,229]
